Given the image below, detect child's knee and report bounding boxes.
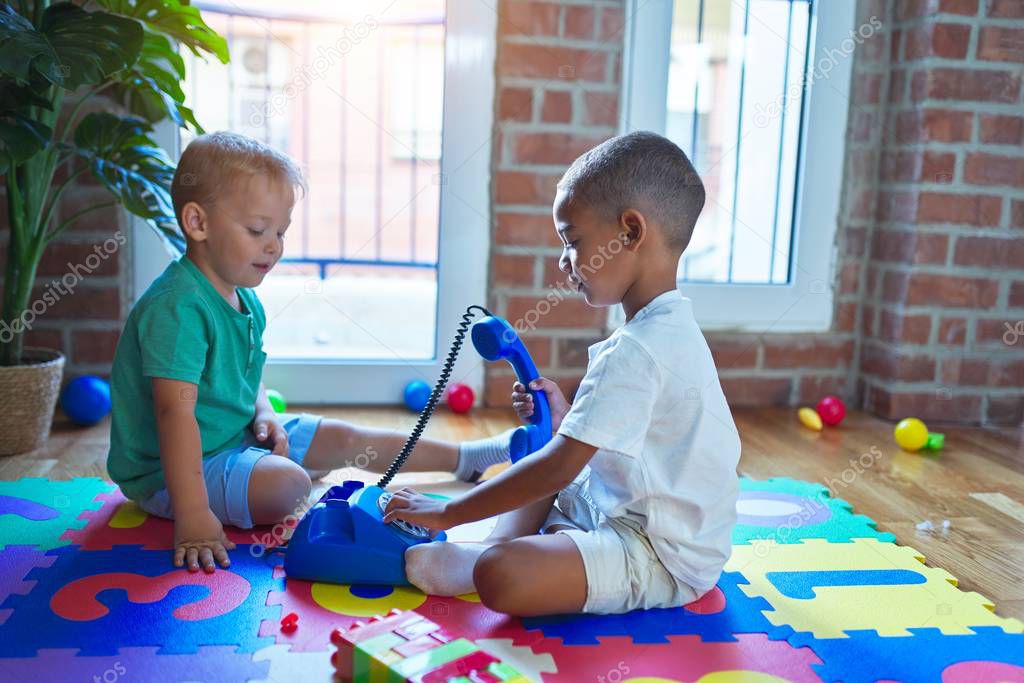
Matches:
[282,462,313,502]
[473,543,519,613]
[249,458,312,524]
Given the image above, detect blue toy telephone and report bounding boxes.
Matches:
[283,306,552,585]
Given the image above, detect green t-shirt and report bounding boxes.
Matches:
[107,256,267,500]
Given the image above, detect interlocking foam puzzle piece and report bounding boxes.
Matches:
[250,644,336,682]
[789,626,1024,683]
[943,659,1024,683]
[61,487,284,550]
[261,568,425,652]
[733,477,896,545]
[0,477,112,550]
[0,544,282,656]
[727,538,1024,638]
[473,639,558,681]
[521,571,792,645]
[261,567,539,653]
[529,633,823,682]
[0,646,269,682]
[0,545,56,626]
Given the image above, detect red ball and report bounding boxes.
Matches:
[446,383,475,414]
[816,395,846,426]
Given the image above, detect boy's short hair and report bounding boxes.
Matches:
[171,131,306,228]
[557,131,705,251]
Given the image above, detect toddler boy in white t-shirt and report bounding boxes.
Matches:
[385,131,741,616]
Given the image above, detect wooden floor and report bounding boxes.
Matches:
[3,406,1023,620]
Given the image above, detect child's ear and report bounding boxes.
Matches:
[180,201,209,242]
[618,208,647,250]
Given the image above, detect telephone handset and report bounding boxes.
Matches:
[470,314,552,463]
[283,307,553,586]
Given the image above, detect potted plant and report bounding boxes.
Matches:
[0,0,227,455]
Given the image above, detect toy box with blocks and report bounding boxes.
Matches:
[331,608,528,682]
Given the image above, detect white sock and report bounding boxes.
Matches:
[455,429,515,482]
[405,541,489,596]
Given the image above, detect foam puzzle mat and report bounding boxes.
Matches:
[0,476,1021,682]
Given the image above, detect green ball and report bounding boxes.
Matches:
[266,389,287,414]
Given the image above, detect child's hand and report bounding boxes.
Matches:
[512,377,570,432]
[382,488,453,534]
[173,508,236,573]
[252,411,289,457]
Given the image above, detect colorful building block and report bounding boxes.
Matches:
[331,609,528,683]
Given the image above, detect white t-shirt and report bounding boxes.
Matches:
[557,290,741,592]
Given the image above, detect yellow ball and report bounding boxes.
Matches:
[798,407,823,431]
[894,417,929,451]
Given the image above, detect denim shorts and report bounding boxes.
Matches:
[136,412,322,530]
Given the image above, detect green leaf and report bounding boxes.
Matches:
[1,3,143,88]
[0,3,64,85]
[0,114,51,175]
[141,29,186,80]
[40,3,143,89]
[0,77,54,111]
[110,29,202,132]
[94,0,229,63]
[110,75,203,133]
[133,30,186,100]
[72,112,184,255]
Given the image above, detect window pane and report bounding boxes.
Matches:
[184,1,445,360]
[668,0,811,285]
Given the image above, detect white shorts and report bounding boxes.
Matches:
[543,468,699,614]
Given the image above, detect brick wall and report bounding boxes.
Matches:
[484,0,1024,426]
[484,0,626,406]
[857,0,1024,425]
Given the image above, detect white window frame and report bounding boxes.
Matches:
[133,2,495,403]
[621,0,856,332]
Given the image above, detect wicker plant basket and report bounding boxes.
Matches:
[0,347,65,456]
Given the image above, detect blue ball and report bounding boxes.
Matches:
[60,375,112,426]
[403,380,431,413]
